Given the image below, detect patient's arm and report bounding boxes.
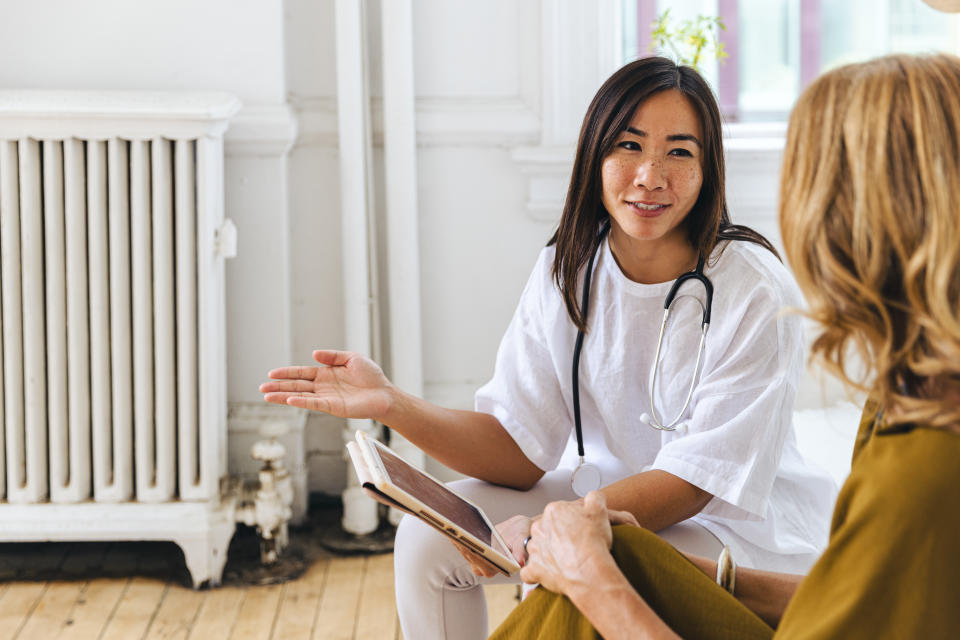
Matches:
[683,554,804,628]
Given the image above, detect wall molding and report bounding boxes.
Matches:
[511,0,623,218]
[413,96,540,147]
[224,103,298,157]
[510,144,573,221]
[290,94,540,148]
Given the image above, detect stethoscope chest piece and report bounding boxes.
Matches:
[571,457,602,497]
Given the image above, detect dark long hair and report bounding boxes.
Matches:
[550,56,778,331]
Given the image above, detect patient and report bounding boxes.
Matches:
[486,53,960,639]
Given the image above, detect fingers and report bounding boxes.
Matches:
[313,350,353,366]
[520,563,539,585]
[262,392,304,406]
[267,365,319,380]
[583,490,607,516]
[529,517,543,539]
[519,535,543,585]
[259,379,319,394]
[452,541,499,578]
[267,350,354,381]
[285,395,334,412]
[607,509,640,527]
[262,392,332,412]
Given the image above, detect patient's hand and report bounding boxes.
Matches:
[520,492,622,594]
[607,506,640,527]
[457,505,638,579]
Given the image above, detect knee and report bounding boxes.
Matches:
[394,512,478,588]
[610,525,676,580]
[611,524,666,556]
[394,511,441,570]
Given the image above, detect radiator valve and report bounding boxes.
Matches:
[236,422,294,564]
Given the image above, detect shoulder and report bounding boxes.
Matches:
[522,245,558,296]
[534,244,557,276]
[832,424,960,549]
[512,244,564,319]
[852,426,960,510]
[708,241,804,321]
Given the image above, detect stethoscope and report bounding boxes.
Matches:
[569,221,714,497]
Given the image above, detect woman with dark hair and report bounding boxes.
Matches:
[488,52,960,639]
[261,57,834,640]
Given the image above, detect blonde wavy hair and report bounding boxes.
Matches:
[780,53,960,430]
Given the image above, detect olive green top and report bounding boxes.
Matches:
[776,404,960,638]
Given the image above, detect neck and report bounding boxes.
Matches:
[608,227,699,284]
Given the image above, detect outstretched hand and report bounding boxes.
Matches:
[260,350,394,420]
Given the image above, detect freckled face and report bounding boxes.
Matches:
[601,90,704,251]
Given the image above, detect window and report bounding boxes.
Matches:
[625,0,960,121]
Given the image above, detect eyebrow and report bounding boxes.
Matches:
[626,126,702,148]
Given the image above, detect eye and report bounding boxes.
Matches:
[669,148,694,158]
[617,140,641,151]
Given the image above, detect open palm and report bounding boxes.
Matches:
[260,350,393,420]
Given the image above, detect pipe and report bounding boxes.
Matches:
[381,0,426,525]
[334,0,380,535]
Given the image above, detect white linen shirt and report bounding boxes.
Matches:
[475,238,837,572]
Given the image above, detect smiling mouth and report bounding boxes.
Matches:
[628,201,669,216]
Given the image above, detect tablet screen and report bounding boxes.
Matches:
[375,444,494,545]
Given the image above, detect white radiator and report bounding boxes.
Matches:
[0,91,240,587]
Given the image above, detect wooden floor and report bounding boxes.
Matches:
[0,552,519,640]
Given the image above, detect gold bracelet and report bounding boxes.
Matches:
[715,546,736,595]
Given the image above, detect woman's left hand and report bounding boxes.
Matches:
[520,491,623,594]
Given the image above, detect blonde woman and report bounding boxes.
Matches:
[487,53,960,639]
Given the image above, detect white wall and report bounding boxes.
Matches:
[0,1,286,102]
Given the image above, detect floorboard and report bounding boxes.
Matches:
[144,583,205,640]
[187,585,246,640]
[99,577,168,640]
[58,578,129,640]
[229,583,283,640]
[16,580,84,639]
[314,555,366,640]
[354,555,398,640]
[0,540,520,639]
[0,582,46,640]
[271,557,329,640]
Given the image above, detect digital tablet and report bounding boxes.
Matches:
[346,430,520,576]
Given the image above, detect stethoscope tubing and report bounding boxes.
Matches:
[570,220,713,493]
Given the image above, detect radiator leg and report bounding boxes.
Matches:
[174,518,235,589]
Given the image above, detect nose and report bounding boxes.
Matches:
[634,158,666,190]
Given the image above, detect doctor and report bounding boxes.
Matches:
[260,56,835,640]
